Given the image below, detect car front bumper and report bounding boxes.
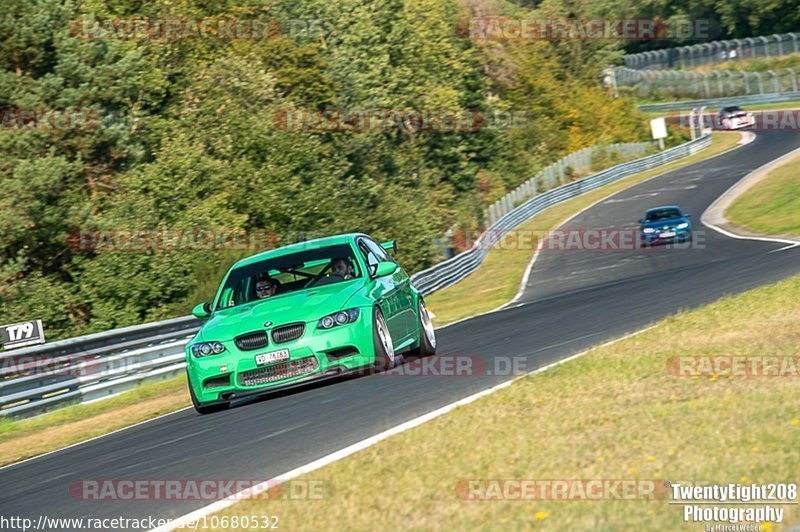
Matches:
[186,309,376,404]
[641,229,691,244]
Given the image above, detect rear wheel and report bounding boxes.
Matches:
[372,307,397,371]
[408,297,436,357]
[187,373,229,415]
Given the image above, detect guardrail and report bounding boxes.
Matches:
[624,32,800,70]
[409,134,712,295]
[483,142,655,227]
[0,316,202,417]
[0,135,712,418]
[638,91,800,112]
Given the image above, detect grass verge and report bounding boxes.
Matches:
[0,376,190,467]
[201,273,800,531]
[726,152,800,236]
[0,131,739,467]
[426,131,741,325]
[641,100,800,118]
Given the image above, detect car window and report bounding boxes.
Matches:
[358,240,381,277]
[645,209,682,222]
[215,244,361,310]
[364,238,394,263]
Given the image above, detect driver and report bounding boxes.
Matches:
[330,258,354,280]
[255,276,279,299]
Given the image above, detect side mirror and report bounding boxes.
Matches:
[684,213,692,218]
[380,240,397,253]
[192,302,212,318]
[638,219,646,224]
[375,261,398,278]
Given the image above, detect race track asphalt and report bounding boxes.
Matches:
[2,131,800,529]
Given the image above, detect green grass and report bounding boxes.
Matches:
[427,131,741,325]
[726,153,800,235]
[687,54,800,73]
[0,376,190,467]
[202,274,800,531]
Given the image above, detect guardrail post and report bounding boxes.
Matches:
[788,68,798,92]
[503,195,513,215]
[754,72,764,94]
[774,34,784,56]
[766,70,780,92]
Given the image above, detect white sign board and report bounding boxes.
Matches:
[650,117,668,140]
[1,319,45,350]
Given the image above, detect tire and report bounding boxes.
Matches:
[187,373,229,415]
[408,297,437,357]
[372,307,397,371]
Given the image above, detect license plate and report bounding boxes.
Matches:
[659,231,676,238]
[255,349,290,366]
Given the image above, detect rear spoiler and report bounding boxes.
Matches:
[380,240,396,253]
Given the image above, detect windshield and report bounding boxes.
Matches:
[645,209,682,222]
[215,244,362,310]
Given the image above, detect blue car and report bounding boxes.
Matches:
[639,206,692,246]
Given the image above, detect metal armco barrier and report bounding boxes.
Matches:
[0,316,202,418]
[0,135,712,418]
[483,142,654,227]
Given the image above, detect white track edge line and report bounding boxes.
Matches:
[503,132,750,309]
[701,141,800,247]
[0,406,192,472]
[152,325,657,532]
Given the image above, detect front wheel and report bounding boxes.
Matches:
[408,297,436,357]
[372,307,397,371]
[187,373,229,415]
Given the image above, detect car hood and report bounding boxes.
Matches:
[199,280,365,342]
[642,218,688,230]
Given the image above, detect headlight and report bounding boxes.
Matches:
[643,228,656,234]
[677,222,689,229]
[191,341,226,358]
[317,308,360,330]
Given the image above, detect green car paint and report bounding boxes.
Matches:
[185,233,436,414]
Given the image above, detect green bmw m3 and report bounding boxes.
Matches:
[186,233,437,414]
